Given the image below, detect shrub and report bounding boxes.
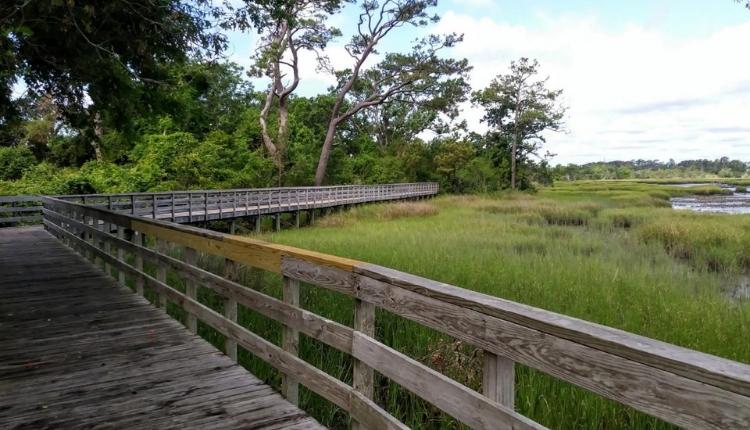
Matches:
[376,202,439,220]
[538,206,591,226]
[0,146,35,180]
[597,208,652,229]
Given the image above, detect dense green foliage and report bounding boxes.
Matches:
[0,0,564,196]
[555,157,749,180]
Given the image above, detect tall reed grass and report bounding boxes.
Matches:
[136,181,749,429]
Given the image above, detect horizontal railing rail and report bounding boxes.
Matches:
[40,196,750,430]
[0,195,43,225]
[56,183,439,223]
[0,183,438,228]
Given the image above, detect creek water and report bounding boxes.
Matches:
[669,184,750,214]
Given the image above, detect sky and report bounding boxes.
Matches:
[224,0,750,165]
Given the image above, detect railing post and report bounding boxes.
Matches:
[281,276,300,405]
[131,195,136,215]
[204,192,208,221]
[133,231,144,295]
[224,259,238,361]
[352,298,375,429]
[483,353,515,410]
[103,221,111,276]
[152,194,157,219]
[156,239,168,309]
[184,247,198,334]
[188,193,193,222]
[171,193,176,222]
[92,216,102,268]
[117,226,125,285]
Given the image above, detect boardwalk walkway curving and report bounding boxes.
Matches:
[0,226,323,429]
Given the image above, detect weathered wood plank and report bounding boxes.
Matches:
[354,273,750,430]
[45,221,354,410]
[184,247,198,334]
[352,298,375,430]
[1,226,323,430]
[351,332,544,430]
[349,391,409,430]
[483,352,515,409]
[224,258,238,361]
[281,256,356,296]
[0,215,42,223]
[44,207,354,353]
[282,276,301,405]
[355,262,750,399]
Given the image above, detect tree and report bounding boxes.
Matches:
[434,139,474,192]
[227,0,342,183]
[472,58,565,190]
[313,0,470,185]
[1,0,225,158]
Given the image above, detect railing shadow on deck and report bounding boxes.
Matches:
[40,196,750,430]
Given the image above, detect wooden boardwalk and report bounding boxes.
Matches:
[0,226,323,430]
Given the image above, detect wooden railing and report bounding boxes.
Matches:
[57,183,438,223]
[41,196,750,430]
[0,195,43,226]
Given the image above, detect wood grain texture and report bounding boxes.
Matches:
[46,220,352,416]
[223,259,238,361]
[0,226,323,430]
[42,207,354,353]
[282,276,301,405]
[352,299,375,430]
[484,353,515,409]
[351,333,544,430]
[354,274,750,430]
[184,247,198,334]
[156,238,168,309]
[355,262,750,399]
[282,256,356,296]
[349,391,409,430]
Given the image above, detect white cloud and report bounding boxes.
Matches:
[433,11,750,164]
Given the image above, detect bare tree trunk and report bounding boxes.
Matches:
[259,88,278,159]
[510,139,517,190]
[92,112,104,162]
[315,121,338,186]
[275,96,290,186]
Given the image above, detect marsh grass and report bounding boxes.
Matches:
[120,181,748,429]
[315,201,438,228]
[249,182,750,428]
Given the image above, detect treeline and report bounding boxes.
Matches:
[0,59,555,195]
[0,1,564,195]
[553,158,749,181]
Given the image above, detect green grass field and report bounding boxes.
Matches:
[172,181,750,429]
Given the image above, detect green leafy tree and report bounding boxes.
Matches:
[472,58,565,190]
[434,139,474,192]
[1,0,225,157]
[0,146,35,180]
[227,0,343,182]
[313,0,470,185]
